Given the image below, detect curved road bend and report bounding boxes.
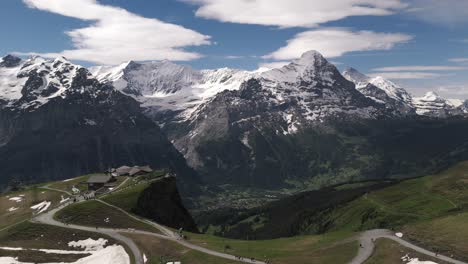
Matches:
[349,229,468,264]
[32,202,266,264]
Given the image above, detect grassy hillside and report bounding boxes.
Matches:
[55,200,161,233]
[185,231,357,263]
[364,238,448,264]
[199,161,468,240]
[102,181,151,212]
[124,233,242,264]
[402,212,468,261]
[0,187,65,230]
[310,161,468,234]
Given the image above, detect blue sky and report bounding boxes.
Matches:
[1,0,467,98]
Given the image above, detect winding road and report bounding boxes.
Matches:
[29,185,468,264]
[350,229,468,264]
[32,200,266,264]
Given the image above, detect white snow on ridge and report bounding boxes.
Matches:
[0,55,83,109]
[342,67,412,104]
[92,60,256,120]
[0,64,27,101]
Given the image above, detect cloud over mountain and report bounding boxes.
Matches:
[264,29,412,60]
[21,0,211,64]
[183,0,407,28]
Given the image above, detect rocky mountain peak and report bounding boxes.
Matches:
[0,54,22,68]
[261,50,339,85]
[420,91,443,102]
[342,67,370,84]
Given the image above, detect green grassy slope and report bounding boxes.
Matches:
[203,161,468,240]
[364,238,449,264]
[55,200,161,233]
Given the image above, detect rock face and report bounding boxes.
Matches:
[134,176,199,232]
[0,55,198,192]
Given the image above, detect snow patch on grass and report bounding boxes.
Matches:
[7,207,19,212]
[8,197,23,203]
[0,245,129,264]
[68,238,108,251]
[402,254,438,264]
[30,201,51,214]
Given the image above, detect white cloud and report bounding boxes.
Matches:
[21,0,211,64]
[436,85,468,96]
[449,58,468,63]
[369,72,451,79]
[224,55,243,59]
[372,65,468,72]
[182,0,407,28]
[406,0,468,26]
[258,61,290,69]
[264,29,412,60]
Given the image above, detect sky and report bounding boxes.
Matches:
[0,0,467,98]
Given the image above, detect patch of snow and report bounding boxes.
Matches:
[30,201,51,214]
[395,232,403,238]
[0,245,129,264]
[7,207,19,212]
[0,247,23,251]
[60,195,70,204]
[143,254,148,263]
[68,238,108,251]
[63,178,75,182]
[8,197,23,203]
[402,254,438,264]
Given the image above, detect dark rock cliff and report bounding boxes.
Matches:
[134,176,199,233]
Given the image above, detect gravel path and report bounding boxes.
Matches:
[349,229,468,264]
[32,201,266,264]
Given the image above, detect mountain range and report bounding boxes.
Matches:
[2,50,468,207]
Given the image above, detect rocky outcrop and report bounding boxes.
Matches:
[134,176,199,232]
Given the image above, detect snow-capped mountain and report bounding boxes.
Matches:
[0,54,106,110]
[3,51,468,196]
[0,54,197,191]
[342,67,414,115]
[342,67,468,118]
[91,61,256,120]
[165,51,392,185]
[412,91,463,117]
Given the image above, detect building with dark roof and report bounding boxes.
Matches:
[113,165,153,177]
[86,175,116,191]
